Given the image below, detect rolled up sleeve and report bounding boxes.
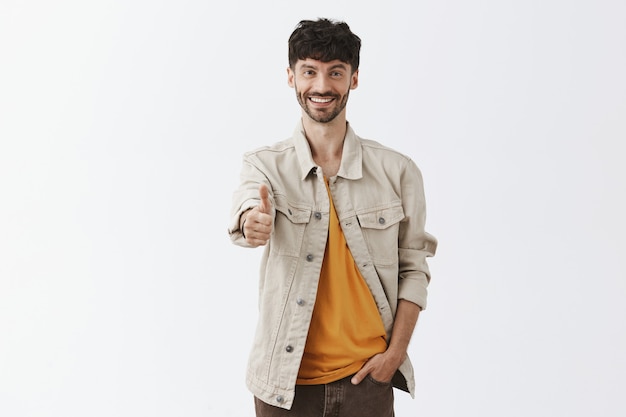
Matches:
[397,159,437,310]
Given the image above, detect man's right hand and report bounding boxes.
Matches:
[242,184,273,247]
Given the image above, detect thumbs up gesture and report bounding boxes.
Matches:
[242,184,273,247]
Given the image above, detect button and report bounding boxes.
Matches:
[314,212,322,220]
[306,254,313,262]
[378,217,386,224]
[296,298,305,306]
[286,345,294,353]
[276,395,284,403]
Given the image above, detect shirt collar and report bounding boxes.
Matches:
[293,119,363,181]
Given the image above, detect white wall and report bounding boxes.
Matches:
[1,1,625,416]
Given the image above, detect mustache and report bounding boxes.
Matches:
[306,92,339,98]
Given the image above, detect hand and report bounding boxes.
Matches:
[352,300,419,385]
[242,184,273,247]
[350,351,402,385]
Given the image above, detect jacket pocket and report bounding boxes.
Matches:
[356,203,404,265]
[272,195,312,257]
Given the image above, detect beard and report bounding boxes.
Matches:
[295,86,350,124]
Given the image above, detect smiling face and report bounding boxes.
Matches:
[288,58,359,124]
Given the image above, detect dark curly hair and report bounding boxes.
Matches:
[288,18,361,73]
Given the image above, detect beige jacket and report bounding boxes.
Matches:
[228,121,437,409]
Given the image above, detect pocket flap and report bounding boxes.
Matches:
[275,196,312,224]
[357,204,405,229]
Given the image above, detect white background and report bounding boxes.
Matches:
[1,1,625,416]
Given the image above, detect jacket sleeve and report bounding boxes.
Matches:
[227,153,276,248]
[397,158,437,310]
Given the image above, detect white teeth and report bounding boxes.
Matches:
[310,97,332,103]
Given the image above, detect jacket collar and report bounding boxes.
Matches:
[293,119,363,181]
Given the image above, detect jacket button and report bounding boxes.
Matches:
[378,217,386,224]
[276,395,284,403]
[306,254,313,262]
[296,298,305,306]
[314,212,322,220]
[286,345,293,353]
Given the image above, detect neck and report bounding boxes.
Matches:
[301,113,347,159]
[301,113,347,178]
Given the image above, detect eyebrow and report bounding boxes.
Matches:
[300,63,348,71]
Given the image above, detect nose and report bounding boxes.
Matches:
[312,74,331,94]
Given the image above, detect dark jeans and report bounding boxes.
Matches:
[254,375,394,417]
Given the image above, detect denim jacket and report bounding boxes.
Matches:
[228,121,437,409]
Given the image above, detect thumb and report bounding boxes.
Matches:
[351,366,368,385]
[258,184,271,214]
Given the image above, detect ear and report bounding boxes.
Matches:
[350,69,359,90]
[287,67,295,88]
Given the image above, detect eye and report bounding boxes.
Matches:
[303,70,315,76]
[331,71,343,78]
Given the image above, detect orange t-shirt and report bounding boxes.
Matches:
[297,179,387,385]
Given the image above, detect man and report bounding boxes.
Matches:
[228,18,437,416]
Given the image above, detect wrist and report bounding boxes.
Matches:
[384,346,406,365]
